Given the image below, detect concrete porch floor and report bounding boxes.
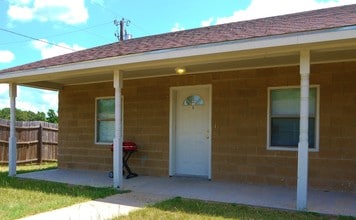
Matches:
[18,169,356,217]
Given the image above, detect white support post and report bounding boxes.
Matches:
[8,83,17,177]
[113,70,123,188]
[297,49,310,210]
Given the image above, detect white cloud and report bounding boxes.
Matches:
[0,84,9,110]
[32,39,85,59]
[7,5,33,21]
[202,0,356,26]
[16,102,39,112]
[0,85,58,113]
[0,84,11,111]
[17,86,58,113]
[91,0,104,6]
[41,90,58,112]
[0,50,15,63]
[171,22,185,32]
[7,0,89,25]
[0,84,8,95]
[201,17,214,27]
[10,0,32,4]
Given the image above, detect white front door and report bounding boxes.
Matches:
[170,85,211,178]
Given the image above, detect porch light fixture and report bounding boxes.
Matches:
[175,67,186,75]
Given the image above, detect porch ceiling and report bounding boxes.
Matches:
[9,38,356,91]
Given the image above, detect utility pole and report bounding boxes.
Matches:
[114,18,131,42]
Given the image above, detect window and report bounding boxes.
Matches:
[268,86,319,150]
[183,95,204,109]
[96,97,115,144]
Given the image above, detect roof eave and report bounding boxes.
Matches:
[0,26,355,83]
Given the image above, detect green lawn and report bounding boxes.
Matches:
[0,163,120,220]
[115,197,355,220]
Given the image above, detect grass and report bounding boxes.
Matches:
[0,162,120,220]
[115,197,355,220]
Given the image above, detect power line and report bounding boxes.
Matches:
[48,21,114,42]
[0,21,114,46]
[0,28,77,52]
[91,2,152,36]
[0,6,151,49]
[130,21,152,36]
[0,39,30,46]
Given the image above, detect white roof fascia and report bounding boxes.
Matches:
[0,26,356,82]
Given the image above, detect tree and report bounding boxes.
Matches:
[46,109,58,123]
[0,108,58,123]
[0,108,10,120]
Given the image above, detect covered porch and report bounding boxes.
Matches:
[2,18,356,212]
[17,168,356,217]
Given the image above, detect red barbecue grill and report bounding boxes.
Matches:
[109,141,138,179]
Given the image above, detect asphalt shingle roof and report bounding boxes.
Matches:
[1,4,355,74]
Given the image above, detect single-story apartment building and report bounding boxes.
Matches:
[0,4,355,210]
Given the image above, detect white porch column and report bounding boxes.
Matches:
[113,70,123,188]
[297,49,310,210]
[8,83,17,177]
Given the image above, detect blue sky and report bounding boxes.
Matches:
[0,0,355,113]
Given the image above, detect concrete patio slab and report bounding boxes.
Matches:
[125,175,356,217]
[18,169,356,218]
[18,168,113,187]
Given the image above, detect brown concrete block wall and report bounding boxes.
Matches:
[211,62,355,192]
[212,67,299,188]
[122,79,170,176]
[309,62,356,192]
[58,61,355,192]
[58,82,114,171]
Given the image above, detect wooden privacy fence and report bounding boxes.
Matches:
[0,119,58,164]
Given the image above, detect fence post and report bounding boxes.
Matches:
[37,124,43,164]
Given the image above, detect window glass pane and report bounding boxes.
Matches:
[309,89,316,115]
[270,87,317,149]
[183,95,204,106]
[308,118,315,148]
[97,121,115,143]
[271,118,315,148]
[271,118,299,147]
[271,89,299,115]
[97,98,115,143]
[97,99,115,120]
[271,88,316,116]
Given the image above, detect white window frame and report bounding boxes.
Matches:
[95,96,124,145]
[267,85,319,152]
